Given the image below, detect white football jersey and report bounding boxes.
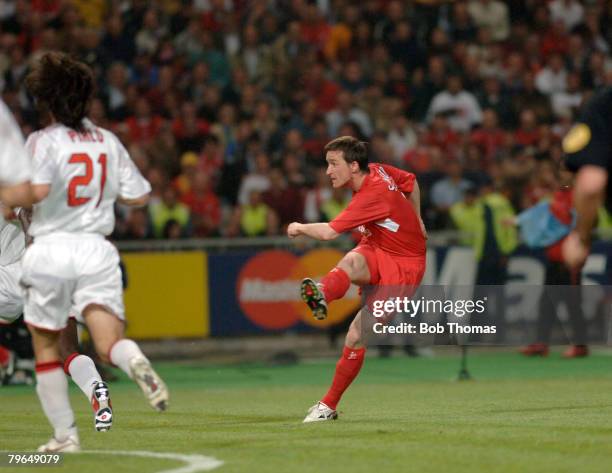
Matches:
[0,99,31,187]
[0,218,25,266]
[26,119,151,237]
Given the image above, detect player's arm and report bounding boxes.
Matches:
[313,191,390,238]
[408,179,421,217]
[408,179,428,239]
[287,222,339,241]
[0,182,33,208]
[31,184,50,204]
[117,138,152,207]
[0,104,33,208]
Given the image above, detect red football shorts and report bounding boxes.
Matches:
[352,243,426,287]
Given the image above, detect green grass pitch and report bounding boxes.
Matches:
[2,351,612,473]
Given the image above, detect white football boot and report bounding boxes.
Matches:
[303,402,338,423]
[37,434,80,453]
[128,356,169,412]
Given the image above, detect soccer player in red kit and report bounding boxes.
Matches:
[287,136,427,422]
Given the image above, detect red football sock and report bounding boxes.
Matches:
[320,267,351,303]
[321,346,366,410]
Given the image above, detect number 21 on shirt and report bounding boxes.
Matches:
[68,153,107,207]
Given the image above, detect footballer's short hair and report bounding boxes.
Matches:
[324,136,369,172]
[25,52,94,131]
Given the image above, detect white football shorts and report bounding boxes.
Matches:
[0,261,24,324]
[21,233,125,331]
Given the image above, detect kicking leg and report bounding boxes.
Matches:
[83,305,169,412]
[301,251,371,320]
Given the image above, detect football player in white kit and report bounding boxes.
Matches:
[0,99,32,209]
[0,207,114,432]
[22,52,169,453]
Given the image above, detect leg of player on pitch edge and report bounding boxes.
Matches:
[302,250,371,423]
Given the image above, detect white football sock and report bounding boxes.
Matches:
[36,367,77,440]
[67,354,100,401]
[109,339,146,379]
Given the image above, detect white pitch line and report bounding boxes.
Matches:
[80,450,224,473]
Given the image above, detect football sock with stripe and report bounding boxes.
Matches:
[64,353,100,401]
[35,361,77,440]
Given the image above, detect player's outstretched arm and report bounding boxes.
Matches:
[287,222,339,241]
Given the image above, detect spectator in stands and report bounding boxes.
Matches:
[262,167,304,231]
[227,190,278,237]
[427,75,483,133]
[115,208,152,241]
[467,0,510,42]
[549,0,584,32]
[448,1,478,43]
[238,152,271,206]
[149,186,192,238]
[551,72,583,120]
[514,109,541,148]
[477,76,514,128]
[198,133,224,187]
[281,152,308,188]
[512,71,553,125]
[320,186,350,222]
[470,108,506,164]
[326,89,372,138]
[431,160,473,226]
[535,53,568,96]
[172,101,210,152]
[450,186,481,245]
[387,113,418,163]
[181,171,221,238]
[173,152,199,197]
[423,113,461,160]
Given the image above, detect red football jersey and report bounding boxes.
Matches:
[329,164,426,257]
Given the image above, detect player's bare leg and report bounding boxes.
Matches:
[60,318,112,431]
[29,327,80,452]
[83,305,169,412]
[301,251,370,320]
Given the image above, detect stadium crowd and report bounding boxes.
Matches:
[2,0,612,239]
